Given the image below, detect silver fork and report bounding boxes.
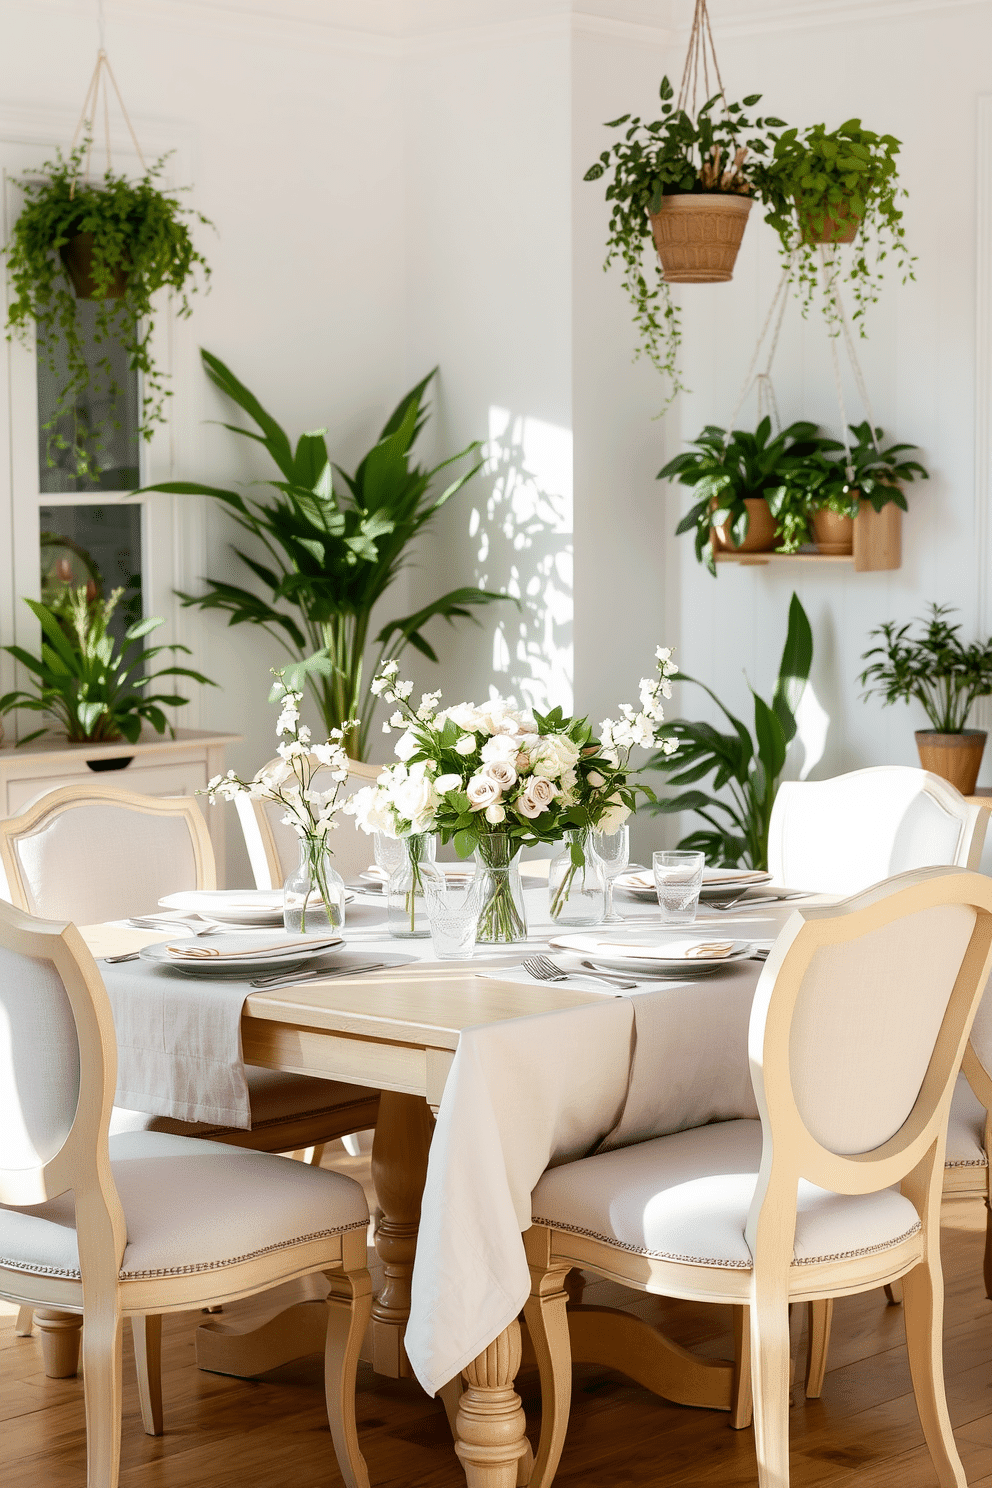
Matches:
[128,915,219,936]
[523,954,636,991]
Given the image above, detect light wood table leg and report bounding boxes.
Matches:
[455,1322,533,1488]
[369,1091,434,1379]
[34,1308,84,1378]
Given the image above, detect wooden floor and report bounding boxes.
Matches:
[4,1161,992,1488]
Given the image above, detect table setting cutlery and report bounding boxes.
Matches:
[705,890,810,913]
[249,961,389,989]
[102,950,142,963]
[523,954,637,990]
[129,914,220,935]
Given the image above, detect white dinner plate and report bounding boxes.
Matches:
[139,931,345,977]
[158,889,353,925]
[615,868,773,902]
[548,931,754,977]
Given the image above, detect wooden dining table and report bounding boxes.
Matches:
[64,894,807,1488]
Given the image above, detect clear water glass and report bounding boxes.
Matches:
[653,850,705,925]
[592,824,630,925]
[374,830,406,879]
[424,872,484,960]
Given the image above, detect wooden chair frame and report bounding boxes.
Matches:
[236,757,381,891]
[0,782,217,912]
[0,899,371,1488]
[524,868,992,1488]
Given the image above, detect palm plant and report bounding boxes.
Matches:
[646,593,813,867]
[0,587,215,745]
[860,604,992,734]
[136,351,509,757]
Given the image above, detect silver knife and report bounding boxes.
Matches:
[249,961,388,989]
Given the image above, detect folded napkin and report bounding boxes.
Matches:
[166,935,341,961]
[592,938,736,961]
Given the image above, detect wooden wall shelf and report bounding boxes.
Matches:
[714,501,901,572]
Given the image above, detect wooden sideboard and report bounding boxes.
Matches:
[0,728,240,880]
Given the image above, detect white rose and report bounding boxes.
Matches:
[444,702,484,732]
[597,794,631,835]
[393,774,437,831]
[454,733,477,756]
[485,803,506,824]
[480,733,519,764]
[587,770,606,788]
[434,773,464,795]
[516,775,557,819]
[466,774,501,811]
[483,760,517,790]
[394,730,419,762]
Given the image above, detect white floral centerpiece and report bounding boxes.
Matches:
[207,672,355,931]
[346,647,679,941]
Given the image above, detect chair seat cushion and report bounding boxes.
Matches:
[946,1074,987,1168]
[531,1119,921,1271]
[109,1067,379,1141]
[0,1130,369,1282]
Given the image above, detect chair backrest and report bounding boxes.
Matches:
[235,758,381,890]
[0,899,124,1263]
[767,767,987,895]
[745,868,992,1266]
[0,784,216,924]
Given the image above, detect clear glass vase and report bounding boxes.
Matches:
[473,832,527,944]
[548,829,606,926]
[386,833,437,939]
[283,835,346,934]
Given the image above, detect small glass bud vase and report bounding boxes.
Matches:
[473,832,527,944]
[387,832,437,939]
[283,835,346,934]
[548,829,606,926]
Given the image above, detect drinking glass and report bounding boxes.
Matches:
[374,830,406,879]
[424,871,484,960]
[592,824,629,925]
[653,850,705,925]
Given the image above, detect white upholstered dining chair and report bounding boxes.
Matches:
[523,867,992,1488]
[236,756,381,890]
[0,898,372,1488]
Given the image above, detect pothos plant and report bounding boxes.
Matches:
[4,144,211,480]
[800,421,928,522]
[750,119,914,327]
[584,76,784,410]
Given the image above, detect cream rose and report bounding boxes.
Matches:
[485,802,506,825]
[516,775,557,819]
[434,773,463,795]
[466,774,502,811]
[454,733,477,756]
[483,760,517,790]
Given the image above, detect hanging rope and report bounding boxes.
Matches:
[67,44,146,198]
[677,0,727,118]
[722,251,796,442]
[818,245,883,472]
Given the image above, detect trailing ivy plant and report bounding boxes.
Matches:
[584,76,785,410]
[4,143,211,480]
[749,120,914,327]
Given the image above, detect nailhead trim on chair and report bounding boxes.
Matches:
[531,1215,922,1270]
[945,1157,988,1168]
[0,1216,369,1282]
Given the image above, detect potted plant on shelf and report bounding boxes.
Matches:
[659,416,822,573]
[4,144,211,479]
[750,119,914,325]
[0,587,215,761]
[584,76,785,409]
[802,422,928,555]
[860,604,992,796]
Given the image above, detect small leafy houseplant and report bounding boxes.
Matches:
[646,593,813,868]
[136,351,510,759]
[584,76,784,410]
[659,416,822,572]
[0,587,216,746]
[751,119,913,326]
[804,421,928,519]
[860,604,992,794]
[4,144,211,480]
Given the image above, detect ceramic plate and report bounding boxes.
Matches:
[158,889,352,925]
[139,931,344,977]
[615,868,772,902]
[548,931,754,977]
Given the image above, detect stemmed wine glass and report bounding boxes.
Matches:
[592,824,630,924]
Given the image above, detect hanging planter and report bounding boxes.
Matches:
[583,0,784,411]
[3,51,211,481]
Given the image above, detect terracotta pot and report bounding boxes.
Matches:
[711,496,777,554]
[648,193,752,284]
[795,196,859,245]
[811,508,854,555]
[60,233,128,300]
[915,730,987,797]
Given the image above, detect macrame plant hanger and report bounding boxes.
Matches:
[68,0,146,197]
[677,0,727,119]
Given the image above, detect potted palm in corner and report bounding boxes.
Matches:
[860,605,992,795]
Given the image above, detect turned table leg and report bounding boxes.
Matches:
[34,1308,84,1378]
[455,1321,533,1488]
[369,1091,434,1378]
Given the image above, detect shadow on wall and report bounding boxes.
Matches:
[466,404,573,716]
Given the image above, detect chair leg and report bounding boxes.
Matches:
[731,1305,753,1429]
[82,1303,123,1488]
[884,1280,903,1305]
[522,1264,572,1488]
[324,1262,373,1488]
[902,1259,967,1487]
[307,1145,326,1167]
[34,1307,84,1377]
[804,1299,833,1400]
[131,1315,164,1436]
[15,1305,33,1337]
[749,1283,792,1488]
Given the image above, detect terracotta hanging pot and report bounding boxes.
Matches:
[795,197,860,246]
[60,233,129,300]
[811,508,854,555]
[710,496,777,554]
[915,730,987,797]
[648,193,753,284]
